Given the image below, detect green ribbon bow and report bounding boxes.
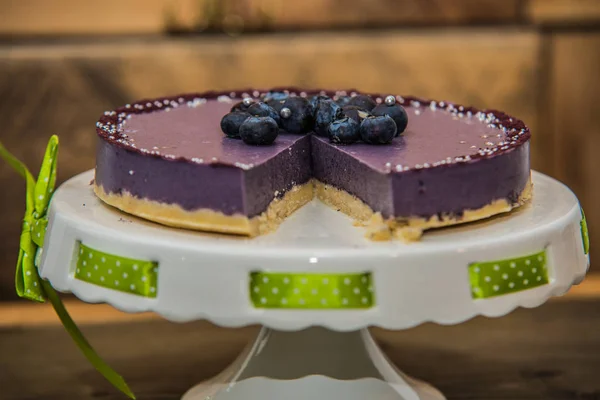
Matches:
[581,208,590,255]
[0,136,135,399]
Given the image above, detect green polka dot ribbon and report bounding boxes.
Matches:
[75,243,158,298]
[0,136,58,302]
[468,250,549,299]
[581,208,590,255]
[0,136,136,399]
[250,272,375,309]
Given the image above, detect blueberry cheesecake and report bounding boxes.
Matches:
[94,88,532,240]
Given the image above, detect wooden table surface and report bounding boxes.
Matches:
[1,278,600,400]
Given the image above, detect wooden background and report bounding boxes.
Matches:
[2,293,600,399]
[1,0,599,300]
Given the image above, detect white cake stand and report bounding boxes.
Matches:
[39,170,589,400]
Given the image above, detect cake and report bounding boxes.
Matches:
[94,88,531,240]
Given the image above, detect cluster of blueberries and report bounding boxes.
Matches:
[220,91,408,146]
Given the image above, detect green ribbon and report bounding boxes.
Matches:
[0,137,136,399]
[75,243,158,298]
[468,249,549,299]
[0,137,56,302]
[581,208,590,255]
[250,272,375,309]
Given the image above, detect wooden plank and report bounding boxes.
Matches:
[548,33,600,265]
[1,300,600,399]
[0,0,198,35]
[0,30,542,299]
[0,301,159,328]
[1,274,598,328]
[527,0,600,24]
[268,0,522,29]
[1,0,522,36]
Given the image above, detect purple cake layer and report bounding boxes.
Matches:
[95,135,311,216]
[95,88,531,222]
[313,136,529,218]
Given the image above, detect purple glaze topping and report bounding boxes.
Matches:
[117,100,304,169]
[317,106,506,173]
[96,88,529,172]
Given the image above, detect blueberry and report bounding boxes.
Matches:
[247,102,280,125]
[314,99,344,137]
[239,116,279,145]
[342,105,371,123]
[220,111,251,138]
[263,91,289,103]
[371,103,408,135]
[335,95,352,107]
[279,97,314,134]
[360,115,397,144]
[231,101,252,113]
[309,94,330,111]
[328,117,361,144]
[348,94,377,111]
[266,99,286,115]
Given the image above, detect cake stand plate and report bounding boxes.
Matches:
[39,170,589,400]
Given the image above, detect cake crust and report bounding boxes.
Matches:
[94,181,315,237]
[315,179,533,241]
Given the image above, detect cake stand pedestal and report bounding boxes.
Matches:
[39,171,589,400]
[182,327,444,400]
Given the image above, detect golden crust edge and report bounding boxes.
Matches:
[93,182,314,237]
[315,177,533,242]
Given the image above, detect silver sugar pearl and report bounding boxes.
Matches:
[280,107,292,119]
[384,95,396,106]
[242,97,254,107]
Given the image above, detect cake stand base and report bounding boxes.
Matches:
[182,327,444,400]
